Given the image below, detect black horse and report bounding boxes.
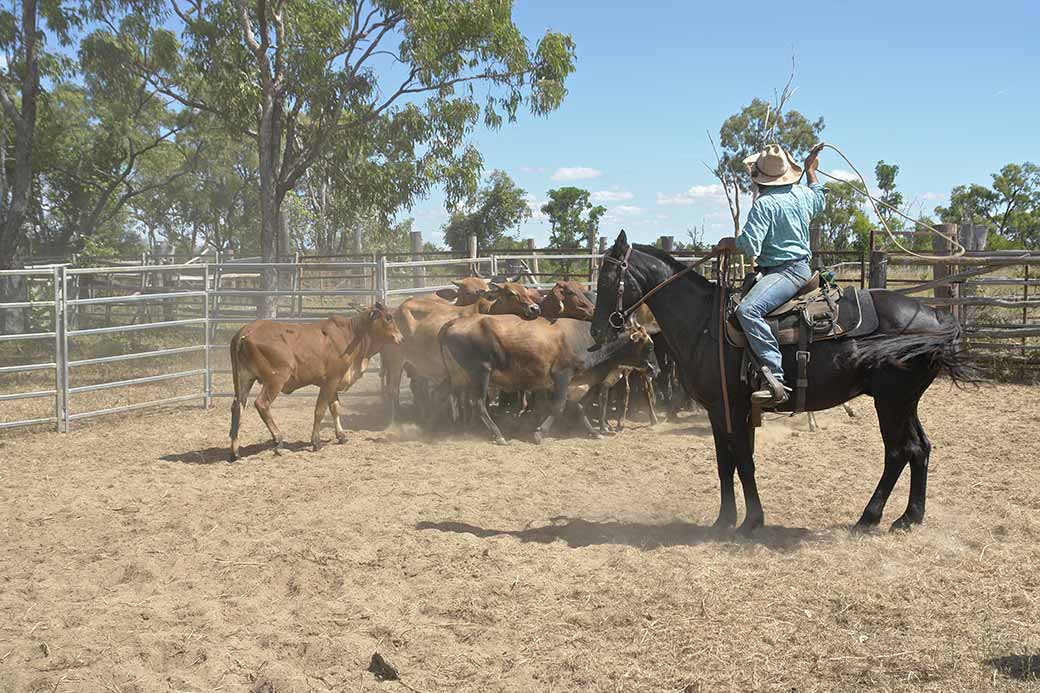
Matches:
[590,231,972,533]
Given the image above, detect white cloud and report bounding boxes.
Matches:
[524,194,547,222]
[550,166,603,182]
[520,166,547,174]
[656,183,727,206]
[613,205,643,215]
[591,189,634,203]
[918,191,945,202]
[828,169,860,182]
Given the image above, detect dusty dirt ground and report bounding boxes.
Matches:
[1,378,1038,692]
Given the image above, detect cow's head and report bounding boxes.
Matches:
[435,277,490,306]
[541,281,596,321]
[626,325,660,378]
[368,302,403,345]
[486,281,541,320]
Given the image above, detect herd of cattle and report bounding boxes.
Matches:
[227,276,675,459]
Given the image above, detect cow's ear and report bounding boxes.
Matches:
[487,282,502,292]
[368,308,380,321]
[451,279,465,288]
[436,288,459,301]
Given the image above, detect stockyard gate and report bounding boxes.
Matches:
[1,230,1038,692]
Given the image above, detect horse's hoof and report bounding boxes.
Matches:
[889,515,918,532]
[711,515,736,531]
[738,516,764,535]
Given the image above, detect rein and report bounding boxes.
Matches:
[600,244,734,434]
[602,246,721,329]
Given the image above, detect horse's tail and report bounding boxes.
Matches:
[852,314,978,386]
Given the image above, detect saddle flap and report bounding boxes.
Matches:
[726,285,876,348]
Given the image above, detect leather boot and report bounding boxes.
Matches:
[751,366,789,408]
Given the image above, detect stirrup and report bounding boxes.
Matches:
[752,366,788,407]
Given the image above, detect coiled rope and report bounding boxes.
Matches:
[813,142,966,261]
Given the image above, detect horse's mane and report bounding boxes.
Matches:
[631,243,712,287]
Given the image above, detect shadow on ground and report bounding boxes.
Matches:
[985,654,1040,681]
[416,516,816,551]
[160,440,312,464]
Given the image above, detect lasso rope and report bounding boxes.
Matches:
[813,143,967,262]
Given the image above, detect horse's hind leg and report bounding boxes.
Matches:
[891,410,931,531]
[857,397,921,529]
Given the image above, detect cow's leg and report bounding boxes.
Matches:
[533,371,571,445]
[643,373,659,426]
[573,400,603,440]
[330,393,347,444]
[254,376,289,454]
[617,372,631,432]
[473,367,507,445]
[598,384,611,434]
[229,375,256,461]
[311,383,337,452]
[384,349,405,426]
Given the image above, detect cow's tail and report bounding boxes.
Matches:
[229,333,248,443]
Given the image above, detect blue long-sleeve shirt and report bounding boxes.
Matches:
[736,182,826,267]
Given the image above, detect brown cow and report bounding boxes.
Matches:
[229,303,403,460]
[431,277,490,306]
[440,316,657,445]
[382,281,542,424]
[538,280,596,321]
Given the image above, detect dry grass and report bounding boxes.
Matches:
[1,378,1038,692]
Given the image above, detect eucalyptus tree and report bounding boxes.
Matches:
[122,0,576,316]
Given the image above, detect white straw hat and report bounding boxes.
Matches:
[742,144,803,186]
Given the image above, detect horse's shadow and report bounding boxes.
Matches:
[985,654,1040,681]
[415,516,816,551]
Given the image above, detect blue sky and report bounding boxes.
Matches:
[411,0,1039,248]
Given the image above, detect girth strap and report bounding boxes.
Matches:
[795,317,810,414]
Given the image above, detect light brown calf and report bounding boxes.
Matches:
[229,304,402,460]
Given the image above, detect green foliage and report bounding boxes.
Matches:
[935,162,1040,249]
[540,186,604,276]
[442,170,530,252]
[717,97,824,194]
[812,181,872,251]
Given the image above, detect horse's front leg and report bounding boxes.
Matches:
[708,412,737,529]
[730,419,764,533]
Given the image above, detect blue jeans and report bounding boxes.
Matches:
[734,258,812,383]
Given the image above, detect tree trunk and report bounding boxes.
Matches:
[0,0,40,334]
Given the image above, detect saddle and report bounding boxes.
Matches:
[724,271,880,415]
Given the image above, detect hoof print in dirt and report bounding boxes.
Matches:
[368,652,400,681]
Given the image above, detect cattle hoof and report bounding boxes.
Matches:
[273,444,285,456]
[312,441,322,453]
[588,432,604,441]
[532,431,544,445]
[336,434,348,445]
[493,437,509,446]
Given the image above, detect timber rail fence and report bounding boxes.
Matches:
[2,240,1036,433]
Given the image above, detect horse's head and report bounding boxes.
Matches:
[592,230,647,344]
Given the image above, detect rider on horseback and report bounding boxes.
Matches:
[713,143,826,407]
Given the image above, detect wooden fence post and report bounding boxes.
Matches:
[526,238,539,281]
[410,230,425,289]
[933,223,958,319]
[467,235,478,277]
[869,250,887,289]
[598,236,607,255]
[586,228,596,284]
[661,236,675,253]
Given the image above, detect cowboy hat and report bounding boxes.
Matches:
[742,144,802,186]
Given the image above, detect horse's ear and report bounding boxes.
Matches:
[614,229,629,252]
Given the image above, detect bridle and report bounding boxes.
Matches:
[599,243,734,434]
[600,245,722,331]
